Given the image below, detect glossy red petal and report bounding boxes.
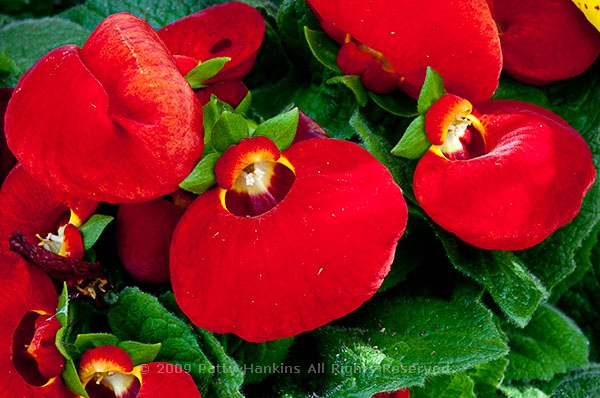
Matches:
[307,0,502,103]
[116,198,185,284]
[157,2,266,83]
[0,87,16,184]
[171,138,407,342]
[136,362,201,397]
[5,13,203,203]
[0,164,97,259]
[79,345,141,397]
[27,315,64,379]
[0,257,72,397]
[414,100,596,250]
[424,94,474,146]
[493,0,600,84]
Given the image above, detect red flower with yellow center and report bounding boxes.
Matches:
[414,94,596,250]
[306,0,502,103]
[170,136,408,342]
[0,258,72,397]
[78,345,201,397]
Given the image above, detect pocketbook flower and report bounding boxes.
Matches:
[492,0,600,84]
[307,0,502,102]
[158,2,265,107]
[5,12,203,204]
[0,257,72,397]
[170,136,408,342]
[414,94,596,250]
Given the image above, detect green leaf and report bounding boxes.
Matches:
[303,26,341,73]
[119,341,162,366]
[467,357,508,397]
[434,228,548,327]
[179,151,220,195]
[253,107,299,150]
[107,287,243,397]
[556,237,600,362]
[499,386,550,398]
[552,364,600,397]
[79,214,114,251]
[369,90,419,117]
[314,292,508,397]
[185,57,230,89]
[327,75,369,106]
[74,333,120,352]
[391,115,431,159]
[417,66,446,114]
[211,112,251,153]
[0,17,91,85]
[504,304,589,382]
[56,282,69,327]
[234,90,252,115]
[203,94,235,145]
[218,334,295,384]
[59,0,203,31]
[62,358,89,398]
[0,50,16,84]
[411,372,475,398]
[55,284,89,397]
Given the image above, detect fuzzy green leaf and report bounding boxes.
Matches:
[185,57,230,89]
[391,115,431,159]
[411,372,475,398]
[0,17,90,85]
[434,229,548,327]
[218,335,295,384]
[303,26,341,73]
[107,287,243,397]
[552,364,600,397]
[314,292,508,397]
[417,67,446,114]
[504,304,589,382]
[253,107,299,150]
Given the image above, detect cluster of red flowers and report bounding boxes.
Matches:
[0,0,597,397]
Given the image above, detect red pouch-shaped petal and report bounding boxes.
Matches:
[171,137,408,342]
[414,99,596,250]
[493,0,600,84]
[307,0,502,103]
[157,2,266,82]
[5,13,203,204]
[0,257,73,397]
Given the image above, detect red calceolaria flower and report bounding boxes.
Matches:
[157,2,266,107]
[78,345,201,397]
[414,94,596,250]
[170,135,408,343]
[0,257,73,397]
[115,111,327,285]
[491,0,600,85]
[306,0,502,103]
[4,12,203,204]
